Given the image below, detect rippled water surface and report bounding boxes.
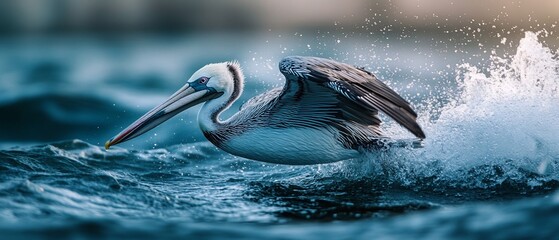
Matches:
[1,31,559,239]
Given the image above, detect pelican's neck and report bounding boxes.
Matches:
[198,95,234,132]
[198,62,243,132]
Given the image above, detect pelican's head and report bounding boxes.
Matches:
[105,62,243,149]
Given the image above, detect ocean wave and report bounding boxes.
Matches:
[1,137,557,226]
[1,190,558,239]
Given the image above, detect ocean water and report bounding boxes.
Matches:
[1,31,559,239]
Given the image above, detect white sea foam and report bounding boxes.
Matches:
[334,31,559,187]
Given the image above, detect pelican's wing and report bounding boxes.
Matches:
[239,87,283,111]
[274,56,425,139]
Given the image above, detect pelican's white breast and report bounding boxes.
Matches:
[219,127,360,165]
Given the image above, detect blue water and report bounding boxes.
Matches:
[1,31,559,239]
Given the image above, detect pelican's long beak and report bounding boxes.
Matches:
[105,83,221,149]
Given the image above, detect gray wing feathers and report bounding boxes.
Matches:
[279,56,425,139]
[239,87,282,111]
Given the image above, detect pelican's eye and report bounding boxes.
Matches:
[198,77,209,84]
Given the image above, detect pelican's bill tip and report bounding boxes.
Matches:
[104,140,112,150]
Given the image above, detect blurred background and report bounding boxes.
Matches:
[0,0,557,149]
[1,0,558,34]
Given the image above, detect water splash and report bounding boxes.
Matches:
[432,31,558,160]
[334,31,559,190]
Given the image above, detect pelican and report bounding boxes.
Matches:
[105,56,425,165]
